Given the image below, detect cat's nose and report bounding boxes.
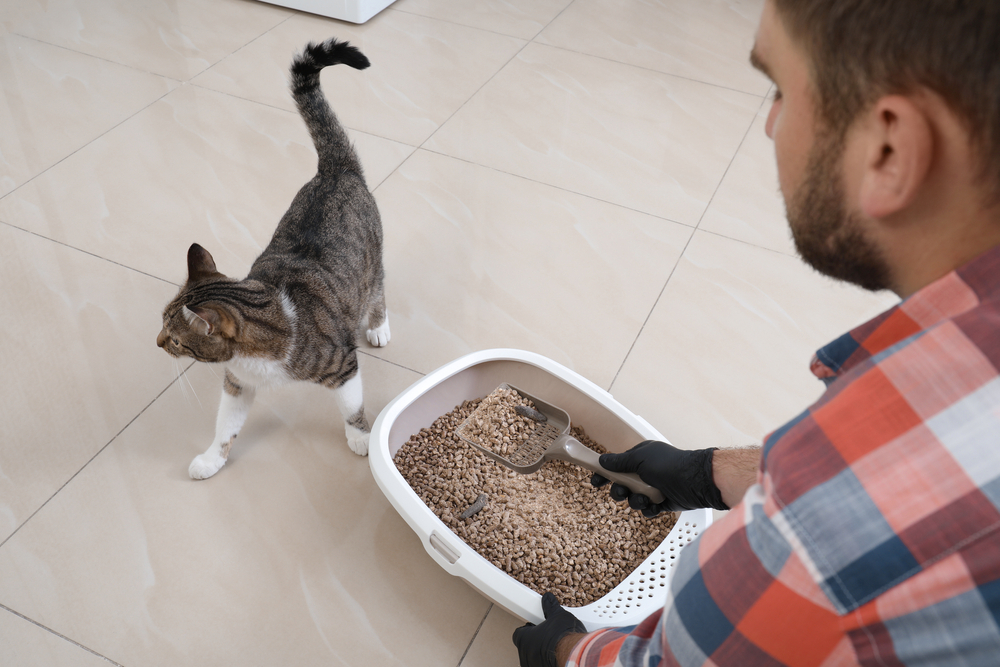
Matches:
[156,330,168,348]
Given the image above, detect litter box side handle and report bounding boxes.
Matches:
[554,435,666,505]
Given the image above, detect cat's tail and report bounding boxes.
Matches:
[290,38,370,175]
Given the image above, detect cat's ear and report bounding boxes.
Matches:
[187,243,220,283]
[182,304,236,338]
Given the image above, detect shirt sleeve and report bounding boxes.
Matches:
[567,484,852,667]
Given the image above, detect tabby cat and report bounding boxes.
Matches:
[156,38,390,480]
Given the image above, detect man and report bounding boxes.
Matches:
[513,0,1000,665]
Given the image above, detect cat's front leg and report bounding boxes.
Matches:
[333,371,369,456]
[190,370,256,479]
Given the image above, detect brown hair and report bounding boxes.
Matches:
[773,0,1000,201]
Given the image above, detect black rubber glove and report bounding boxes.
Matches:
[512,592,587,667]
[591,440,728,517]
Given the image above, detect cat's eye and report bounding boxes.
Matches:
[171,337,180,346]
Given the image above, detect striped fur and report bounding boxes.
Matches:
[156,38,389,479]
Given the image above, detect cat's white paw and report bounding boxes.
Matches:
[366,319,390,347]
[189,452,227,479]
[346,427,369,456]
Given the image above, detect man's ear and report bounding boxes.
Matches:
[858,95,933,219]
[182,304,237,338]
[187,243,221,283]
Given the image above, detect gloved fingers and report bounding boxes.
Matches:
[590,472,609,488]
[598,451,640,474]
[641,503,667,518]
[627,493,650,511]
[541,591,562,618]
[608,482,631,502]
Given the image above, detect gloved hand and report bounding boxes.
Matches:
[512,592,587,667]
[592,440,728,517]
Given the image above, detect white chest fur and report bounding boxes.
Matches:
[226,355,292,390]
[225,291,298,390]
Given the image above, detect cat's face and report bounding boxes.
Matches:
[157,298,238,362]
[156,244,239,363]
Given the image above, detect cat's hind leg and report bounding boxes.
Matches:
[332,366,370,456]
[190,370,255,479]
[364,286,390,348]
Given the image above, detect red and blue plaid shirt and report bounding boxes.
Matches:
[570,244,1000,666]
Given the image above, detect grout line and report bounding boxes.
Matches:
[0,603,124,667]
[414,40,531,152]
[9,32,185,84]
[698,227,797,259]
[410,0,588,153]
[0,604,125,666]
[185,82,419,192]
[606,95,768,393]
[190,12,296,84]
[357,349,423,376]
[0,86,175,205]
[605,226,696,393]
[531,42,770,99]
[455,603,493,667]
[1,9,296,205]
[0,220,180,287]
[405,148,694,228]
[388,0,766,102]
[0,363,195,551]
[693,93,770,233]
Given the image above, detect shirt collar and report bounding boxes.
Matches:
[810,243,1000,383]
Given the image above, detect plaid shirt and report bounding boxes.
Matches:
[570,244,1000,667]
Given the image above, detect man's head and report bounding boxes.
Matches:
[752,0,1000,296]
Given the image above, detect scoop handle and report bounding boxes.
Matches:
[552,435,666,505]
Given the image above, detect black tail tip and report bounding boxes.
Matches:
[294,37,370,75]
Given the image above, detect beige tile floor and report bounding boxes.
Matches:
[0,0,899,664]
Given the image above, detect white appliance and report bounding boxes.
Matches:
[258,0,397,24]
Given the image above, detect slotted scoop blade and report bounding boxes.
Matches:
[456,384,665,504]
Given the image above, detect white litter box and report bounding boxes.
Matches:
[258,0,397,24]
[369,349,712,629]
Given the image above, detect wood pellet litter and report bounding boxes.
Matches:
[394,397,678,608]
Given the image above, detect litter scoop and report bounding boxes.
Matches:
[456,384,665,504]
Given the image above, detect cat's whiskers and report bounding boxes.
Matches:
[176,360,205,409]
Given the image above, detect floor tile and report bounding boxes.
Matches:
[3,0,291,81]
[192,11,526,146]
[699,105,795,254]
[610,230,899,451]
[0,34,175,197]
[370,149,694,387]
[391,0,573,39]
[0,83,413,283]
[537,0,769,95]
[0,608,113,667]
[460,605,523,667]
[425,43,762,226]
[0,356,493,667]
[0,224,179,544]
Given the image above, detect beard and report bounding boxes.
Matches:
[785,131,892,292]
